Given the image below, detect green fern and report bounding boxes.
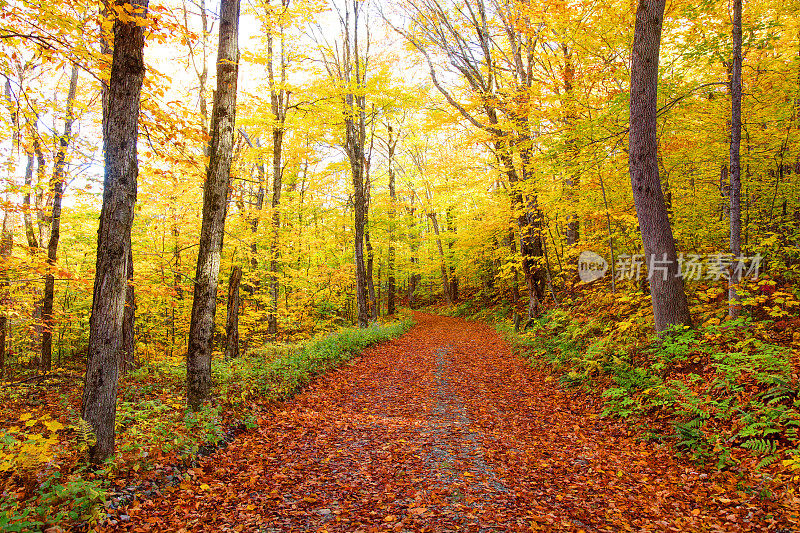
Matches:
[75,417,97,459]
[741,438,777,455]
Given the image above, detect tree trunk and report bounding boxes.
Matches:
[265,1,290,336]
[225,266,242,360]
[0,209,12,379]
[387,126,397,316]
[22,151,38,250]
[728,0,743,318]
[42,64,79,373]
[187,0,241,410]
[365,181,377,321]
[267,127,283,337]
[120,248,136,373]
[407,204,420,309]
[82,0,149,464]
[628,0,692,332]
[428,212,451,304]
[445,207,458,302]
[562,43,580,246]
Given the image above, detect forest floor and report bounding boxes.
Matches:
[104,312,797,532]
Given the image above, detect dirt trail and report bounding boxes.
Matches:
[112,313,790,532]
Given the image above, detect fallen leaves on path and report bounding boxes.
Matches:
[105,313,793,531]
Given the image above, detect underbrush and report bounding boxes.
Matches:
[497,290,800,484]
[0,315,413,531]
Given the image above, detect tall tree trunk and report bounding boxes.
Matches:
[225,266,242,360]
[387,126,397,316]
[428,212,451,304]
[41,64,79,373]
[267,128,283,337]
[101,4,138,372]
[82,0,149,464]
[497,144,543,319]
[628,0,692,332]
[22,151,38,250]
[728,0,743,317]
[187,0,241,410]
[265,0,290,337]
[562,43,580,246]
[0,209,12,379]
[445,207,458,302]
[507,228,520,304]
[407,204,420,309]
[365,176,377,320]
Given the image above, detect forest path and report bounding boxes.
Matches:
[112,313,786,532]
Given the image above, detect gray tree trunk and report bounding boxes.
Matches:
[82,0,149,463]
[41,64,79,372]
[186,0,241,410]
[628,0,692,332]
[728,0,743,318]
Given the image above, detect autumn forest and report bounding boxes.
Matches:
[1,0,800,530]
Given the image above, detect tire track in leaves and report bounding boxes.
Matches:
[109,313,795,532]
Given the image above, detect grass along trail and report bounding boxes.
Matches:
[106,313,793,532]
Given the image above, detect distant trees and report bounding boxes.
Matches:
[394,0,546,319]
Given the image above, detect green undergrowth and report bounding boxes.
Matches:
[499,303,800,475]
[0,314,414,531]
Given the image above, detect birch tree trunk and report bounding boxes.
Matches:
[186,0,241,410]
[628,0,692,332]
[82,0,149,463]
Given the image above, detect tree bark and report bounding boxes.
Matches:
[365,175,377,320]
[42,64,79,373]
[265,0,290,337]
[187,0,241,410]
[387,126,397,316]
[445,207,458,302]
[562,43,580,246]
[628,0,692,332]
[82,0,148,464]
[728,0,743,318]
[267,127,283,337]
[407,203,420,309]
[428,212,451,304]
[322,1,369,328]
[120,248,136,373]
[225,266,242,360]
[0,209,12,379]
[22,151,38,250]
